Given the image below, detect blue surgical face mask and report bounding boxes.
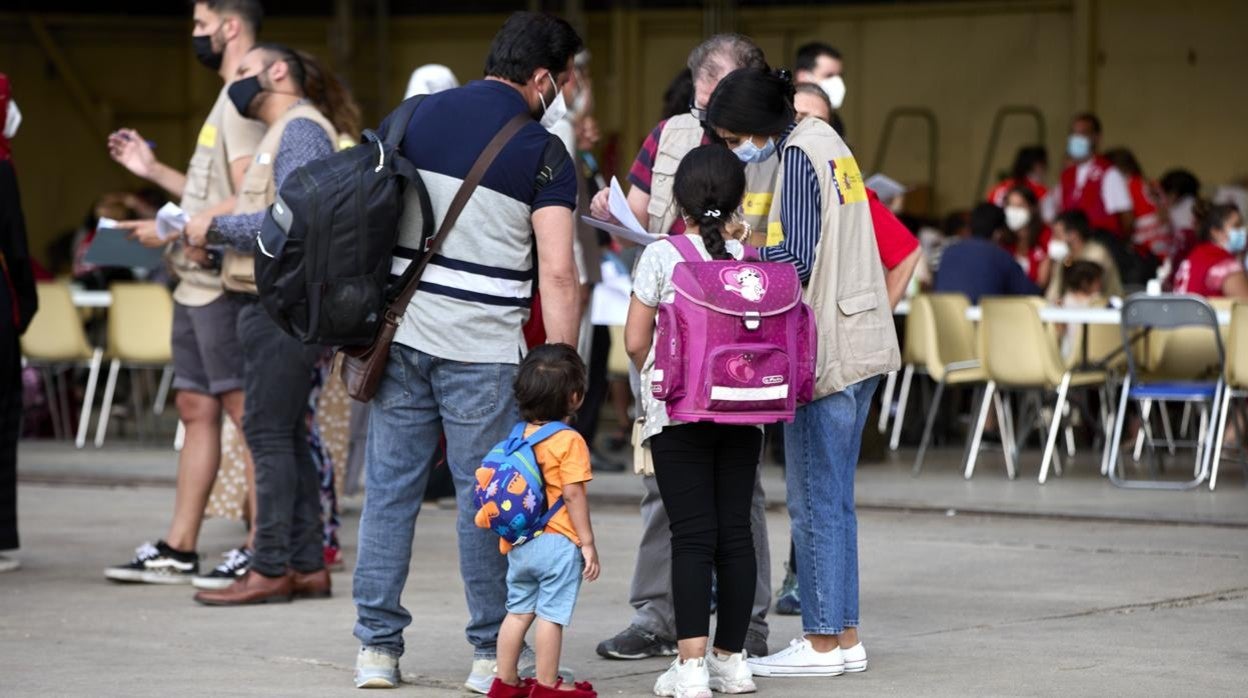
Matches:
[733,136,776,164]
[1067,133,1092,160]
[1226,226,1247,253]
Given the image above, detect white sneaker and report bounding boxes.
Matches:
[842,643,868,673]
[706,651,756,694]
[654,657,712,698]
[0,555,19,573]
[464,658,496,695]
[747,638,844,678]
[354,647,400,689]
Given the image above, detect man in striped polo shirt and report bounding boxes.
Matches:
[351,12,583,693]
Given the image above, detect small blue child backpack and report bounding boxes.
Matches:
[473,422,571,547]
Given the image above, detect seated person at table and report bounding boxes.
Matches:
[934,202,1040,303]
[1046,210,1124,301]
[1059,260,1105,360]
[1172,202,1248,299]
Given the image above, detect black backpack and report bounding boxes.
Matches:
[254,96,433,346]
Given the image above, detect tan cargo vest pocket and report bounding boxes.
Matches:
[647,149,682,233]
[221,250,257,295]
[836,290,890,360]
[184,151,214,203]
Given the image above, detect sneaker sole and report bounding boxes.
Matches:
[105,569,194,584]
[599,645,679,660]
[354,676,399,689]
[708,678,757,694]
[655,688,712,698]
[844,659,868,673]
[463,678,492,695]
[748,664,844,678]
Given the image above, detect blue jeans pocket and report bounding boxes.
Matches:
[433,360,507,422]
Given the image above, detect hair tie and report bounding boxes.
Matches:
[774,68,793,84]
[702,208,722,219]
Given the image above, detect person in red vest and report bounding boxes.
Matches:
[1105,147,1169,259]
[1056,112,1133,240]
[986,145,1048,207]
[1172,202,1248,298]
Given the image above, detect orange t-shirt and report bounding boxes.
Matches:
[498,424,593,554]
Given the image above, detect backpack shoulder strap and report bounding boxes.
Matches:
[525,421,571,445]
[668,234,704,263]
[381,95,426,148]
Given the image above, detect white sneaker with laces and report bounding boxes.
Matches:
[842,642,868,673]
[654,657,712,698]
[354,647,400,689]
[464,658,496,694]
[747,638,845,678]
[706,651,756,694]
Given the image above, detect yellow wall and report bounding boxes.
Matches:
[2,0,1245,265]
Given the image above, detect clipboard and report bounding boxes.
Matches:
[83,228,165,269]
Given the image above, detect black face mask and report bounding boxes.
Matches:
[227,76,264,118]
[192,34,223,71]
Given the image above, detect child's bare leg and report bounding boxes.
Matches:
[534,619,564,687]
[497,612,536,686]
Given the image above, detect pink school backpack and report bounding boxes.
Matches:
[650,235,816,424]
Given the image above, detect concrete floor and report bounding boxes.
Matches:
[3,441,1248,696]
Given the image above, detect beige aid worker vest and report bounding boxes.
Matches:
[766,117,900,399]
[172,86,265,307]
[221,102,337,295]
[646,113,781,238]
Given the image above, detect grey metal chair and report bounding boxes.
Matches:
[1106,295,1224,489]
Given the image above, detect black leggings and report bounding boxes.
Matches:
[651,422,761,651]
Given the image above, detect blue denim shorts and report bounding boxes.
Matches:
[505,532,584,627]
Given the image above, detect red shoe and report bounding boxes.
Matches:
[529,679,596,698]
[487,677,534,698]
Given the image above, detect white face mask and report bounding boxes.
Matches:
[818,75,846,110]
[3,100,20,140]
[1004,205,1031,232]
[538,74,568,130]
[1048,239,1071,262]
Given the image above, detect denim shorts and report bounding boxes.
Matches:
[505,532,583,627]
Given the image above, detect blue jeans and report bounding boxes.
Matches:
[784,376,880,636]
[353,345,519,659]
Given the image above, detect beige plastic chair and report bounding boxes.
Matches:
[19,282,104,448]
[967,296,1107,483]
[1210,301,1248,490]
[910,293,986,475]
[887,297,932,450]
[94,282,174,447]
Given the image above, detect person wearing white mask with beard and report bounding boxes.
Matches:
[794,42,846,114]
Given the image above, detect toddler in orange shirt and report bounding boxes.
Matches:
[488,344,600,698]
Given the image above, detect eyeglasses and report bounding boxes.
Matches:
[689,101,707,122]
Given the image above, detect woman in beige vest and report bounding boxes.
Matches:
[705,68,900,680]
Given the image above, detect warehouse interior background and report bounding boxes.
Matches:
[2,0,1246,267]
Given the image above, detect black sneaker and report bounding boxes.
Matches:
[596,625,678,660]
[744,629,769,658]
[191,547,252,590]
[104,541,199,584]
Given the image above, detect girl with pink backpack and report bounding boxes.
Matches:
[625,144,812,698]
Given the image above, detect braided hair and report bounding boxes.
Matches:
[673,144,747,260]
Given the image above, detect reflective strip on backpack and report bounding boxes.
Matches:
[709,385,789,401]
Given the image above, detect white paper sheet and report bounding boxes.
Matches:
[156,202,189,241]
[590,256,633,326]
[581,215,663,247]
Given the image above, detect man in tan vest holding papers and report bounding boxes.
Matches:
[105,0,265,588]
[190,43,339,606]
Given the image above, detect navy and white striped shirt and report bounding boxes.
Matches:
[760,123,822,284]
[386,80,577,364]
